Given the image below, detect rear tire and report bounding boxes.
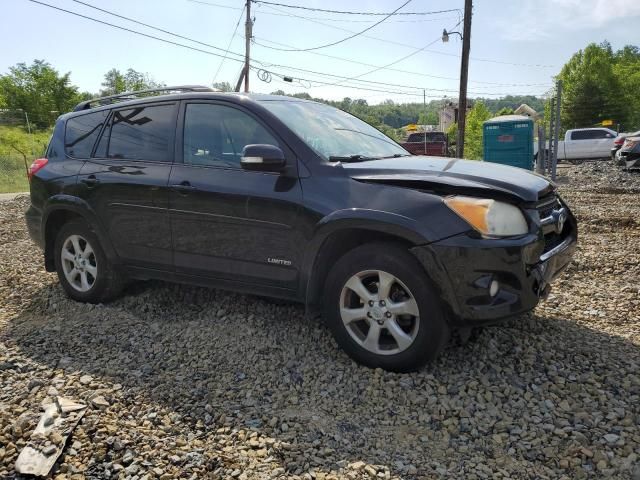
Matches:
[54,220,124,303]
[323,243,449,372]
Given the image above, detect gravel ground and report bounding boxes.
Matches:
[1,162,639,479]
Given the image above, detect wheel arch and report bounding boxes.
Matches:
[42,195,118,272]
[302,210,427,314]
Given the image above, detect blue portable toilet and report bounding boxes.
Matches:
[483,115,534,170]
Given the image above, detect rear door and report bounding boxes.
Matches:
[77,102,177,269]
[564,130,589,159]
[168,101,304,292]
[590,129,616,158]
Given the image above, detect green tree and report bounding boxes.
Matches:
[0,60,81,128]
[100,68,126,95]
[417,111,438,125]
[100,68,163,95]
[558,42,629,129]
[464,101,491,160]
[212,81,233,92]
[613,45,640,129]
[495,107,514,116]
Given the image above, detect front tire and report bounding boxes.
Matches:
[323,243,449,372]
[54,220,123,303]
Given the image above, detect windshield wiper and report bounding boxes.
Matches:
[328,154,376,163]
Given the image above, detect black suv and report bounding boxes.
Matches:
[26,86,577,372]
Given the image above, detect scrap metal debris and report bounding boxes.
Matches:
[14,397,86,476]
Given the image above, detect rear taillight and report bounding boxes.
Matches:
[614,138,624,145]
[28,158,48,181]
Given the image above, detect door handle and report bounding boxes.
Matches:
[81,175,99,187]
[170,181,195,194]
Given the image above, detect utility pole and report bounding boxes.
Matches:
[547,97,555,176]
[456,0,472,159]
[235,0,252,92]
[551,80,562,181]
[423,89,427,153]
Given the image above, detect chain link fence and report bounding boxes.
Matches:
[0,109,50,193]
[0,154,30,193]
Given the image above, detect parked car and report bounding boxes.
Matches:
[535,127,617,163]
[612,130,640,160]
[25,87,577,372]
[618,135,640,169]
[400,131,448,156]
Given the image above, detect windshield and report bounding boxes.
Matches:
[259,100,408,160]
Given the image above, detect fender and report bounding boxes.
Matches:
[299,208,427,304]
[42,195,120,264]
[315,208,425,244]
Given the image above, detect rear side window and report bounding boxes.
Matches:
[47,120,66,160]
[571,130,588,140]
[106,104,175,162]
[571,130,612,140]
[65,111,108,158]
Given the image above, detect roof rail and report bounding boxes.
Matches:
[73,85,216,111]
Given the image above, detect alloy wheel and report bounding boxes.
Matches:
[339,270,420,355]
[60,234,98,292]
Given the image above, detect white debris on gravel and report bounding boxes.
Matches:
[0,162,639,479]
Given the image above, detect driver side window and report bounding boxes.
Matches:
[183,103,279,168]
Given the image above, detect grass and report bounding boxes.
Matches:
[0,125,50,193]
[0,156,30,193]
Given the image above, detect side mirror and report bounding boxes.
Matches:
[241,144,286,172]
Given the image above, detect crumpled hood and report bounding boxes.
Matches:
[342,156,553,202]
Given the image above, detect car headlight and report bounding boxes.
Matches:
[444,196,528,237]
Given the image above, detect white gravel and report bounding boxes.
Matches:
[0,163,639,479]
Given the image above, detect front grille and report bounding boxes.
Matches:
[542,231,565,254]
[536,193,569,255]
[536,194,560,219]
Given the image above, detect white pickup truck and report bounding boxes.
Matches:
[535,127,617,162]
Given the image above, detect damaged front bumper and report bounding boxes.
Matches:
[411,210,577,326]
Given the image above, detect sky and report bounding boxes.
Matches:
[2,0,639,105]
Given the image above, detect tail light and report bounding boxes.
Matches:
[614,138,625,145]
[28,158,48,181]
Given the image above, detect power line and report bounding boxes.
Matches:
[317,30,456,90]
[29,0,441,96]
[253,66,547,98]
[254,67,429,97]
[64,0,554,89]
[251,0,459,16]
[212,4,246,83]
[188,0,555,68]
[260,0,414,52]
[187,0,458,23]
[25,0,549,100]
[70,0,245,60]
[22,0,421,96]
[252,55,548,96]
[25,0,246,63]
[254,2,556,68]
[251,36,552,88]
